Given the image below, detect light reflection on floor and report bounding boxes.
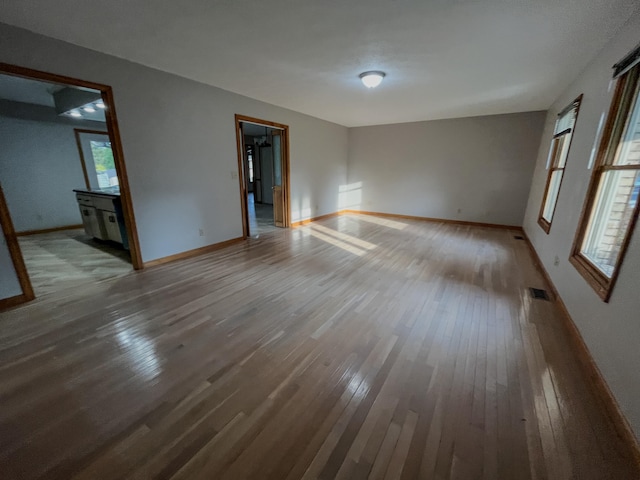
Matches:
[350,213,408,230]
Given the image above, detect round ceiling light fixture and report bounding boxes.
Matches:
[359,71,386,89]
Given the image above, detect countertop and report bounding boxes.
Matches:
[73,187,121,198]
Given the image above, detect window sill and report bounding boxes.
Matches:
[569,253,612,302]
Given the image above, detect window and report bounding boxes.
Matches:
[89,140,117,188]
[75,130,119,191]
[538,95,582,233]
[570,58,640,301]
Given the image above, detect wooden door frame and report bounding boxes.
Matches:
[0,62,144,308]
[234,114,291,238]
[0,183,35,309]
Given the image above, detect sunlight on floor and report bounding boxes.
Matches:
[308,229,366,256]
[311,223,377,250]
[352,214,407,230]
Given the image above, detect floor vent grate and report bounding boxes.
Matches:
[529,287,550,301]
[514,235,524,240]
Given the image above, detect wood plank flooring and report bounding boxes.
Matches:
[0,214,638,479]
[17,229,132,297]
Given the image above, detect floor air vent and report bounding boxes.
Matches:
[514,235,524,240]
[529,287,550,301]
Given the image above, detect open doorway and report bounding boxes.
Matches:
[0,63,141,307]
[235,115,290,238]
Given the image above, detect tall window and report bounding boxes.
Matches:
[538,95,582,233]
[570,54,640,301]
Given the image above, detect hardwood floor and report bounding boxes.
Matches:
[247,192,277,237]
[17,229,131,297]
[0,214,637,479]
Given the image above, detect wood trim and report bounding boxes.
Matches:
[235,115,290,130]
[0,183,35,305]
[601,164,640,171]
[291,211,344,227]
[73,128,109,190]
[101,88,143,271]
[569,70,639,302]
[0,62,111,91]
[0,63,144,272]
[0,293,32,311]
[16,224,83,237]
[522,231,640,468]
[234,114,292,236]
[144,237,244,268]
[235,121,249,239]
[282,124,291,228]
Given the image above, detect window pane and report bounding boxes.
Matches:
[89,140,118,188]
[581,169,640,276]
[556,134,571,168]
[614,87,640,166]
[556,106,577,133]
[542,170,563,222]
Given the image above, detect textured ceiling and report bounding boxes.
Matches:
[1,1,639,126]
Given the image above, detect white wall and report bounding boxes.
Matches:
[347,111,546,226]
[0,115,94,232]
[523,10,640,440]
[0,22,348,276]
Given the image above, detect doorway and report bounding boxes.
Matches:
[0,63,142,308]
[235,115,291,238]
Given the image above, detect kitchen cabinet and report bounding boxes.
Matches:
[74,189,129,249]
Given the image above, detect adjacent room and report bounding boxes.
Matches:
[0,73,134,298]
[0,1,639,479]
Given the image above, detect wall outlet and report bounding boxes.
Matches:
[457,208,462,214]
[199,229,204,237]
[554,255,560,266]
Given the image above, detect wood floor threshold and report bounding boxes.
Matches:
[143,236,245,268]
[15,224,84,237]
[522,230,640,467]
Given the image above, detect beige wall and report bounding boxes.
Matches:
[347,111,546,226]
[523,9,640,440]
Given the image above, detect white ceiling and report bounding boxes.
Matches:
[1,1,639,126]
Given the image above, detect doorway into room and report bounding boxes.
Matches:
[235,115,290,238]
[0,63,141,308]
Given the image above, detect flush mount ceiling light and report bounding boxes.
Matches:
[83,105,96,113]
[95,101,106,109]
[69,110,82,118]
[359,71,386,89]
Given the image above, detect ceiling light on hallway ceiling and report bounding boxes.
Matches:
[95,101,106,109]
[83,105,96,113]
[69,110,82,117]
[359,71,386,89]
